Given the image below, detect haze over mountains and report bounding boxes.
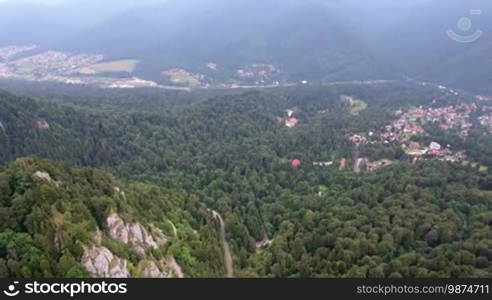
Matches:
[0,0,491,91]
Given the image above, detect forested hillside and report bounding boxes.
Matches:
[0,83,491,278]
[0,158,224,278]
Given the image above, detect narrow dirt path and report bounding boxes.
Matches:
[210,210,234,278]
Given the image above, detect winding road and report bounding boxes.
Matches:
[210,210,234,278]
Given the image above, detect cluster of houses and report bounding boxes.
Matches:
[476,97,492,132]
[0,46,163,89]
[403,141,466,162]
[479,114,492,132]
[381,103,476,143]
[427,103,476,138]
[290,93,492,173]
[235,64,280,85]
[8,51,104,76]
[0,45,38,61]
[345,101,486,166]
[348,134,366,144]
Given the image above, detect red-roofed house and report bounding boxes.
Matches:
[291,159,301,167]
[285,118,300,128]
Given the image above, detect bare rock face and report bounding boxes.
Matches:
[164,256,184,278]
[33,171,62,187]
[113,187,126,200]
[138,257,184,278]
[139,261,163,278]
[82,213,184,278]
[54,231,64,250]
[107,213,168,257]
[82,245,130,278]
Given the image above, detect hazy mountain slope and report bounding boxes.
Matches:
[359,0,492,92]
[64,0,396,81]
[64,0,492,89]
[0,0,168,43]
[1,0,491,91]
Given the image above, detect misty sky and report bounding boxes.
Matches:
[0,0,167,5]
[0,0,65,4]
[0,0,489,43]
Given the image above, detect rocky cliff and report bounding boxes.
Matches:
[81,213,183,278]
[107,213,167,257]
[82,245,130,278]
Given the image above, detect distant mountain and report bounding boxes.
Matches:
[1,0,492,91]
[66,0,396,81]
[59,0,492,92]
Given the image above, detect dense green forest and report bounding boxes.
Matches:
[0,82,491,277]
[0,158,225,278]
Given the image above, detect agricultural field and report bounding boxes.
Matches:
[162,68,205,87]
[78,59,139,74]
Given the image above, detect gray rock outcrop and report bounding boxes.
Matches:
[106,213,168,257]
[81,245,130,278]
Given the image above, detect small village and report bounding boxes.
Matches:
[235,63,280,85]
[347,95,492,170]
[286,92,492,174]
[283,95,485,173]
[381,102,477,143]
[0,45,291,90]
[0,45,164,89]
[8,50,104,76]
[0,45,38,61]
[479,114,492,132]
[476,96,492,132]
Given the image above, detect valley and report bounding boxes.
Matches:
[0,44,291,90]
